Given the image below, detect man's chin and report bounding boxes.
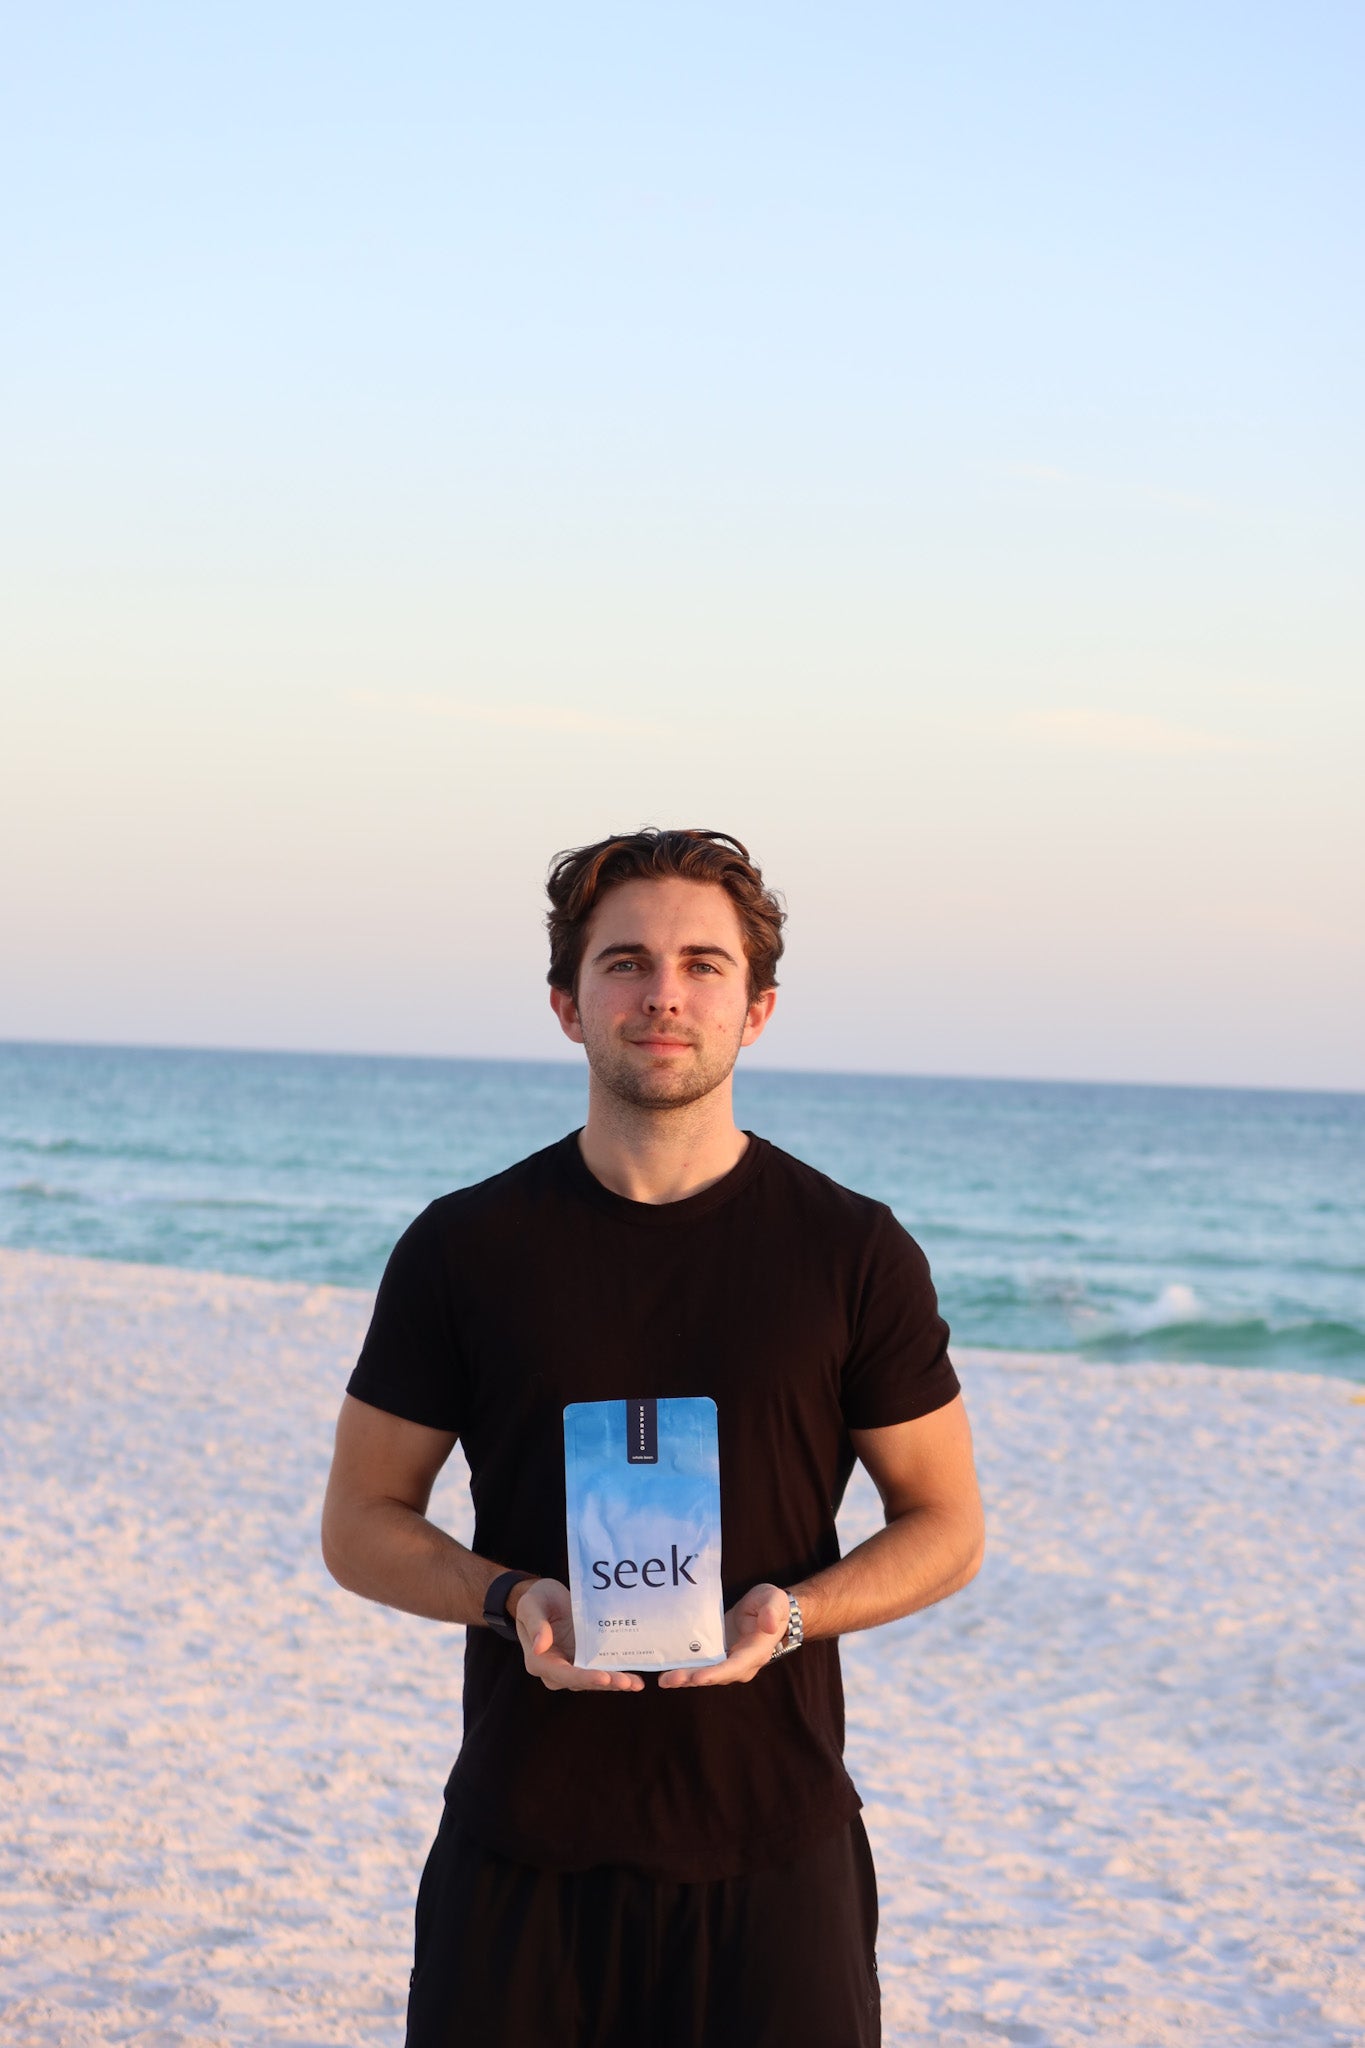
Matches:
[616,1077,720,1112]
[593,1058,731,1113]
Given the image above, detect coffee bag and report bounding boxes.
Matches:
[563,1396,726,1672]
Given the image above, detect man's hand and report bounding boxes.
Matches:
[656,1583,789,1690]
[514,1578,645,1693]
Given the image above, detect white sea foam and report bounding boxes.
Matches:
[2,1250,1362,2046]
[1134,1279,1203,1327]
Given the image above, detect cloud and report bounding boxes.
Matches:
[987,461,1224,519]
[996,461,1077,488]
[1011,707,1262,757]
[346,689,673,739]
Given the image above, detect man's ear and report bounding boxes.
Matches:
[549,984,585,1045]
[740,988,777,1048]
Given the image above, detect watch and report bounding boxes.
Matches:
[770,1590,804,1659]
[482,1569,535,1641]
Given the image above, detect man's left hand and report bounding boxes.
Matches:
[656,1583,790,1689]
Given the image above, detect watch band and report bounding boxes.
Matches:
[482,1569,535,1641]
[770,1590,804,1659]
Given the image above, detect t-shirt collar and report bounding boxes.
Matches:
[558,1128,767,1226]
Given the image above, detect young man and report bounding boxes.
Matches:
[322,828,985,2048]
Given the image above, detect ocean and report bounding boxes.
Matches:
[2,1039,1362,1379]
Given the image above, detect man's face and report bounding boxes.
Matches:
[550,877,775,1112]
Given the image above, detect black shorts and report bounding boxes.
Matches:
[404,1804,881,2048]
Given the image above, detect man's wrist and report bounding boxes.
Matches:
[505,1576,536,1621]
[482,1568,536,1638]
[770,1588,805,1659]
[785,1582,819,1642]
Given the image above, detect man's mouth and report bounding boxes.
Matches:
[628,1037,695,1052]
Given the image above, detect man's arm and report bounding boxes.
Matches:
[320,1393,643,1692]
[658,1393,985,1689]
[798,1392,986,1638]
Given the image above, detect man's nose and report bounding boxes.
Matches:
[643,970,683,1013]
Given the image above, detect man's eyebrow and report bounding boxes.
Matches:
[679,943,741,965]
[589,941,742,967]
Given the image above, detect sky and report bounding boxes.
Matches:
[2,3,1362,1088]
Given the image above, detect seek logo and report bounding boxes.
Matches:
[590,1543,699,1590]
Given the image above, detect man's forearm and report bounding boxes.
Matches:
[790,1501,984,1643]
[322,1498,528,1627]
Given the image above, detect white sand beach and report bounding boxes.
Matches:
[2,1245,1362,2048]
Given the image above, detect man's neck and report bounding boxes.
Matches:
[577,1086,750,1206]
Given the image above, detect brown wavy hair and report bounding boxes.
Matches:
[546,828,785,1002]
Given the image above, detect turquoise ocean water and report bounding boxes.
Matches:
[2,1039,1362,1379]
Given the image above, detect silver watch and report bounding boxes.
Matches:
[770,1591,804,1659]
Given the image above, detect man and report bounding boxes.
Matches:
[322,827,985,2048]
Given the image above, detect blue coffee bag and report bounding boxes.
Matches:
[563,1396,726,1672]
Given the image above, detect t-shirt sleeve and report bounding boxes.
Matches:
[840,1206,961,1429]
[346,1204,468,1434]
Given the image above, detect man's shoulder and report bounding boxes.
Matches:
[416,1132,578,1237]
[752,1137,896,1244]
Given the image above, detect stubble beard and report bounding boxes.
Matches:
[583,1028,743,1116]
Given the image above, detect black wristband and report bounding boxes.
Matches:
[482,1569,536,1641]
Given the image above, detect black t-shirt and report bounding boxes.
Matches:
[346,1130,959,1880]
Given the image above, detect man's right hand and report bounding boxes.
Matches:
[512,1578,645,1692]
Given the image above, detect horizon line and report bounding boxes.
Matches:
[1,1033,1360,1103]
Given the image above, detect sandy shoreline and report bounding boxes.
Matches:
[2,1245,1362,2047]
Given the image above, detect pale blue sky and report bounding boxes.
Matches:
[3,4,1362,1085]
